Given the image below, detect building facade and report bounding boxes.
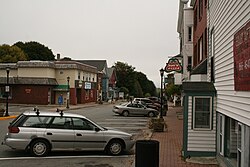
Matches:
[178,0,250,166]
[107,67,118,100]
[207,1,250,166]
[178,0,217,159]
[77,60,109,102]
[0,61,98,106]
[177,1,193,81]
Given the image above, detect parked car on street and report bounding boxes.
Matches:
[133,98,161,110]
[3,110,135,157]
[112,102,159,117]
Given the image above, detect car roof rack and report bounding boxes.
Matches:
[33,106,40,116]
[56,108,64,117]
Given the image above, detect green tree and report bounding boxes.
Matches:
[14,41,55,61]
[133,80,143,97]
[120,87,129,95]
[145,93,151,97]
[113,61,156,97]
[113,62,137,96]
[136,72,157,97]
[166,84,181,98]
[0,44,27,62]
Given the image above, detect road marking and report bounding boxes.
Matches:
[98,122,146,125]
[0,155,131,161]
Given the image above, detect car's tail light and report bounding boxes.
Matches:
[8,126,20,133]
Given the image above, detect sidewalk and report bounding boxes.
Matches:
[151,105,219,167]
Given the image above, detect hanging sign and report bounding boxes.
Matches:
[164,58,182,73]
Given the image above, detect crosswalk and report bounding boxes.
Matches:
[96,117,149,135]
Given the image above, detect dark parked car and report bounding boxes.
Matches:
[133,98,161,110]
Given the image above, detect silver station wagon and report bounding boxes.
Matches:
[3,110,135,157]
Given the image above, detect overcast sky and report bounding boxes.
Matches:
[0,0,180,88]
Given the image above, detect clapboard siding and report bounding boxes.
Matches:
[208,0,250,126]
[187,96,216,152]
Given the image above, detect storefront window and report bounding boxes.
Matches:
[193,97,212,129]
[225,117,237,167]
[0,86,12,99]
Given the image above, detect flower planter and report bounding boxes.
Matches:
[149,117,165,132]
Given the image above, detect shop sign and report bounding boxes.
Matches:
[25,89,31,94]
[164,58,182,73]
[233,20,250,91]
[85,82,92,90]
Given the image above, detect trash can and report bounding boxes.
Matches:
[135,140,159,167]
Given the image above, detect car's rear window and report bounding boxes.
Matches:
[21,116,53,128]
[10,114,26,127]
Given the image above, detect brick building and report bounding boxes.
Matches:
[0,61,98,106]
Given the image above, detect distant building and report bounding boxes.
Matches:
[0,61,98,105]
[76,60,109,101]
[107,67,118,100]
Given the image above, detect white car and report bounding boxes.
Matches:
[3,110,135,157]
[113,102,159,117]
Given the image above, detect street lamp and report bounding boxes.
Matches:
[5,67,10,117]
[160,68,164,118]
[66,76,70,109]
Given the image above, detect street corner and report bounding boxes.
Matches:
[0,115,17,120]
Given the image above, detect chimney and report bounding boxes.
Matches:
[57,54,61,60]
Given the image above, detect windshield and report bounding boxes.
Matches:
[120,102,129,106]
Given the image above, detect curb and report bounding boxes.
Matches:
[0,115,17,120]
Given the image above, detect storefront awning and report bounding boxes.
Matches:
[53,85,69,91]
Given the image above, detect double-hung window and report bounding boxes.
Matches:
[193,96,212,130]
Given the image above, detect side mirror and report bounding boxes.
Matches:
[95,127,101,132]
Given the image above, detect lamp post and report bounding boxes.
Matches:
[160,68,164,118]
[66,76,70,109]
[5,67,10,117]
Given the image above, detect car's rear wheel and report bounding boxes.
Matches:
[148,111,155,117]
[122,110,129,117]
[106,140,123,155]
[30,139,50,157]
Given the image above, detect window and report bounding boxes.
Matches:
[188,26,192,42]
[193,97,212,129]
[0,86,12,99]
[204,28,207,58]
[219,114,225,155]
[194,44,198,66]
[85,90,90,100]
[72,118,95,130]
[199,37,203,62]
[50,117,73,129]
[199,0,203,20]
[210,28,215,82]
[78,72,81,80]
[237,123,243,167]
[194,9,197,30]
[187,56,192,71]
[22,116,53,128]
